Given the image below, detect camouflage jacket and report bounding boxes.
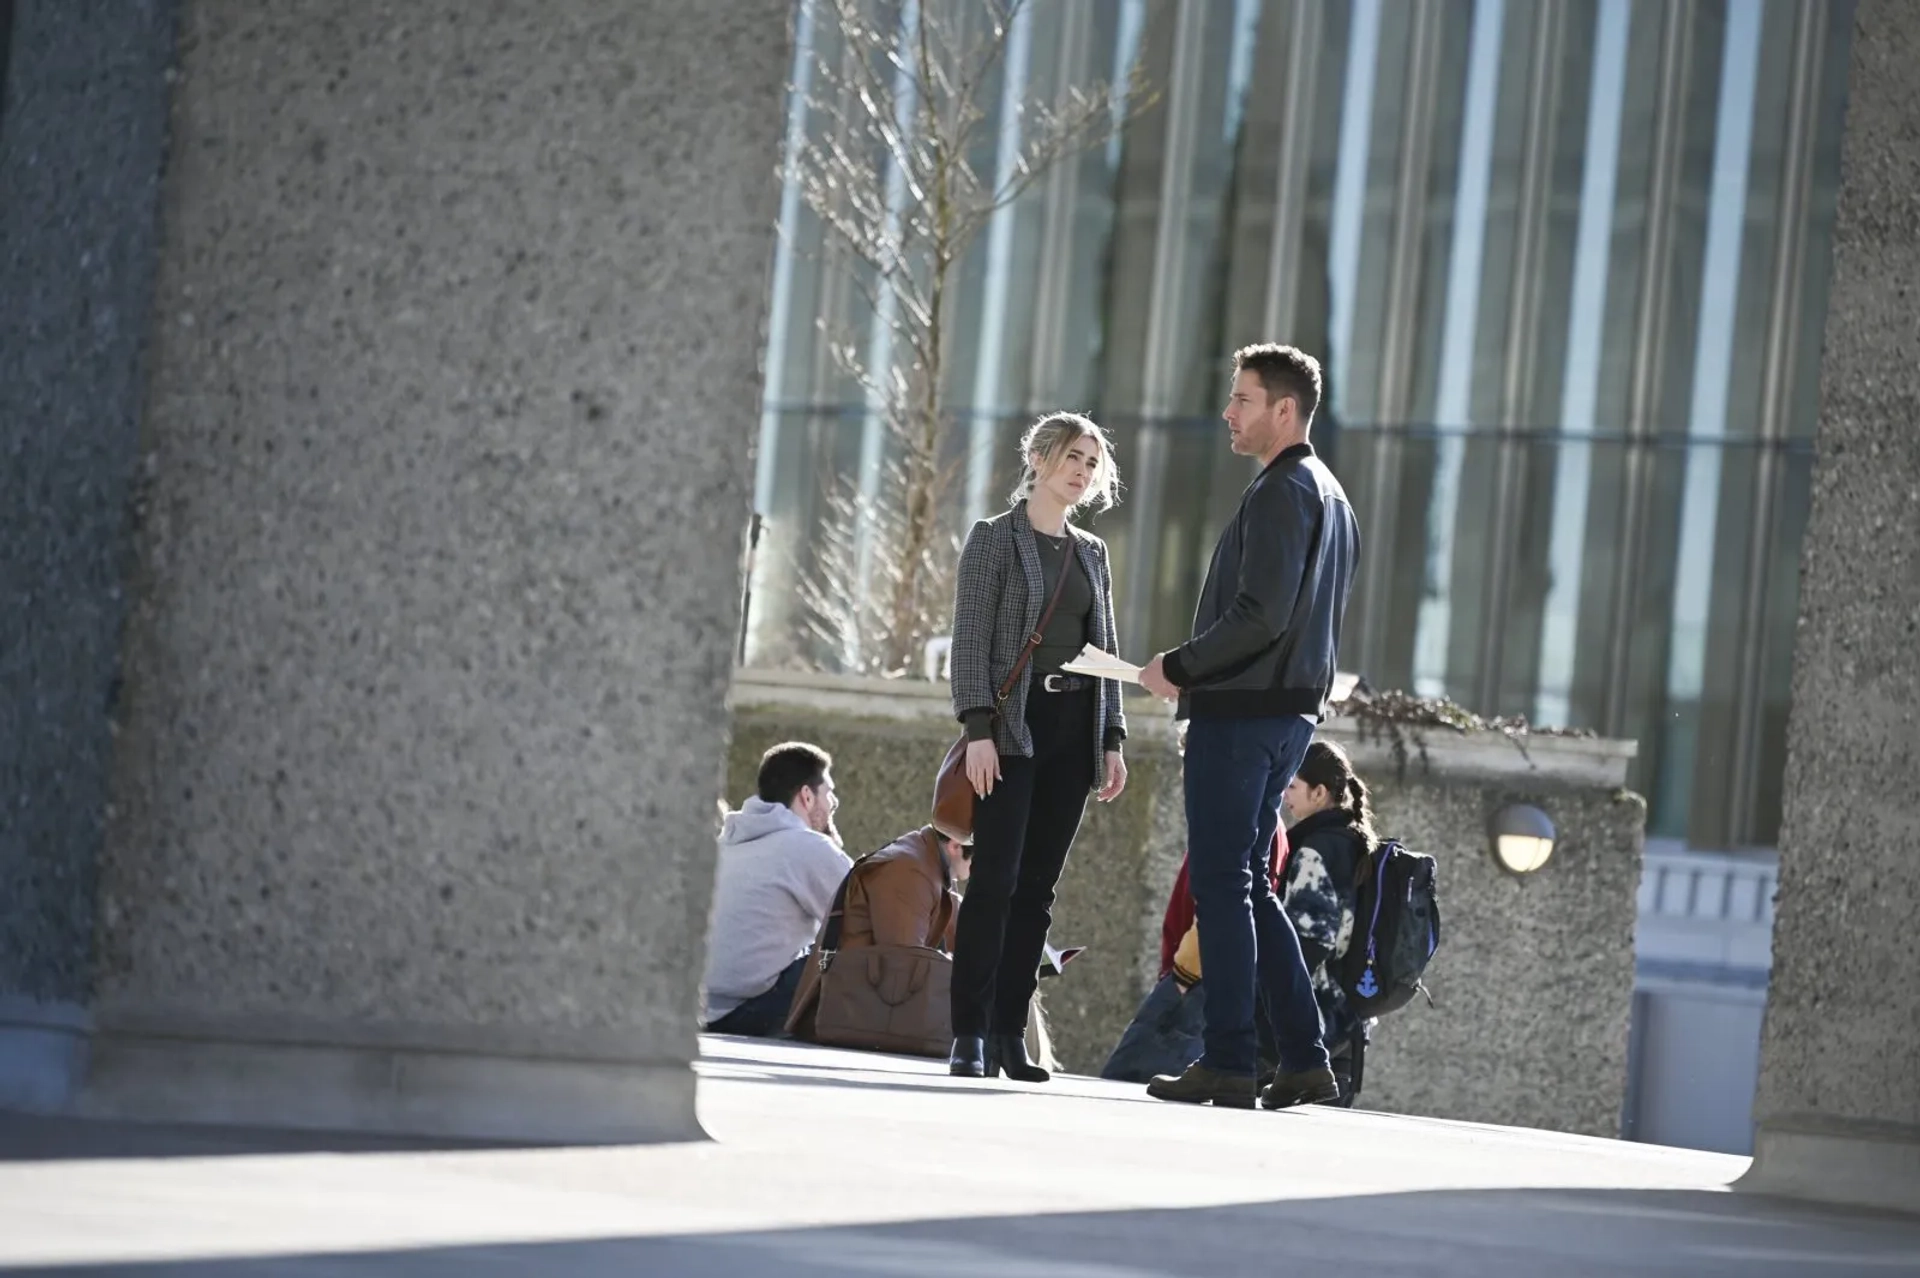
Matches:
[1282,808,1370,1045]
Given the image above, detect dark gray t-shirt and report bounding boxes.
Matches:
[1031,530,1093,674]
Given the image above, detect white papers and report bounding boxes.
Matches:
[1059,644,1142,685]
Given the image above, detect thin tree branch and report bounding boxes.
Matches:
[785,0,1156,675]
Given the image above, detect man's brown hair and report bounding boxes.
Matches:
[1233,343,1323,422]
[756,741,832,806]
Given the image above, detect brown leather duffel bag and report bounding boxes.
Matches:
[810,943,952,1058]
[785,849,953,1057]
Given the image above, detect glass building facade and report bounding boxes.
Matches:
[750,0,1855,855]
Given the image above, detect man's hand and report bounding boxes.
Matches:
[1139,653,1180,703]
[1097,751,1128,803]
[964,738,1001,798]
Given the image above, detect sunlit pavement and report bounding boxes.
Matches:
[2,1035,1916,1275]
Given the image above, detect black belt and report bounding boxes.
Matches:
[1035,673,1092,693]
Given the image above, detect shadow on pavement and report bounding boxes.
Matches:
[4,1187,1917,1277]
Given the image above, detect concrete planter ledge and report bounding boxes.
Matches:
[729,667,1638,789]
[729,667,955,719]
[1324,719,1637,790]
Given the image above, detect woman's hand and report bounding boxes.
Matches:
[1097,750,1128,802]
[965,738,1001,798]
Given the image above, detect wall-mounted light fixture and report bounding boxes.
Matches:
[1490,804,1556,874]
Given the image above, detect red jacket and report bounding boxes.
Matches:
[1158,830,1289,979]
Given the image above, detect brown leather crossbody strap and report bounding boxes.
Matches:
[994,534,1077,708]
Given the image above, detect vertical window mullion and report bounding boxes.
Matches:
[1536,0,1632,728]
[1411,0,1506,700]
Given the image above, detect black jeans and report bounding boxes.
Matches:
[950,685,1095,1039]
[705,954,807,1038]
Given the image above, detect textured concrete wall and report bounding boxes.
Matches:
[729,675,1644,1136]
[74,0,789,1141]
[0,0,177,1108]
[1743,0,1920,1215]
[1356,777,1642,1138]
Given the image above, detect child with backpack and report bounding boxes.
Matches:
[1279,740,1382,1106]
[1282,740,1443,1107]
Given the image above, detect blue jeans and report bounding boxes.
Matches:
[1101,976,1285,1083]
[1100,975,1207,1083]
[1184,715,1329,1075]
[706,954,807,1038]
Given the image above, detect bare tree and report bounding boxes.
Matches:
[789,0,1154,676]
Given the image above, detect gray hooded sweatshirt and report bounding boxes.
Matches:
[700,797,852,1023]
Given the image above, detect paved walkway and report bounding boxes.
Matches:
[2,1036,1917,1275]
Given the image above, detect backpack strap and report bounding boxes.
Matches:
[1354,835,1393,893]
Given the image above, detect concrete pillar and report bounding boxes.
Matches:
[0,0,177,1114]
[1739,0,1920,1216]
[4,0,789,1143]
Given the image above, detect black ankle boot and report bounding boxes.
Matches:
[948,1035,987,1077]
[989,1032,1050,1083]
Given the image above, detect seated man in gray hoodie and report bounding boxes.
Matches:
[700,741,854,1037]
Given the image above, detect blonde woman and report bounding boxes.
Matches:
[946,413,1128,1080]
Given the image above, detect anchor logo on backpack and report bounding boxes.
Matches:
[1333,840,1441,1017]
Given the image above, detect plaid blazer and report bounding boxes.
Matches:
[949,501,1125,787]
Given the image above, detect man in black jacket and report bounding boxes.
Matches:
[1138,343,1360,1110]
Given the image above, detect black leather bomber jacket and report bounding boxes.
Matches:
[1164,443,1359,720]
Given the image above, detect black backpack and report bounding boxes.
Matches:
[1332,839,1440,1018]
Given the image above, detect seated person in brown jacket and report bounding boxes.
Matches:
[785,824,970,1042]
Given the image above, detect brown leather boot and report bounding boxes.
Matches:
[1259,1066,1340,1110]
[1146,1062,1258,1109]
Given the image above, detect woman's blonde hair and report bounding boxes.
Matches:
[1009,412,1121,514]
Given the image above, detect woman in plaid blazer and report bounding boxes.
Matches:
[946,413,1130,1080]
